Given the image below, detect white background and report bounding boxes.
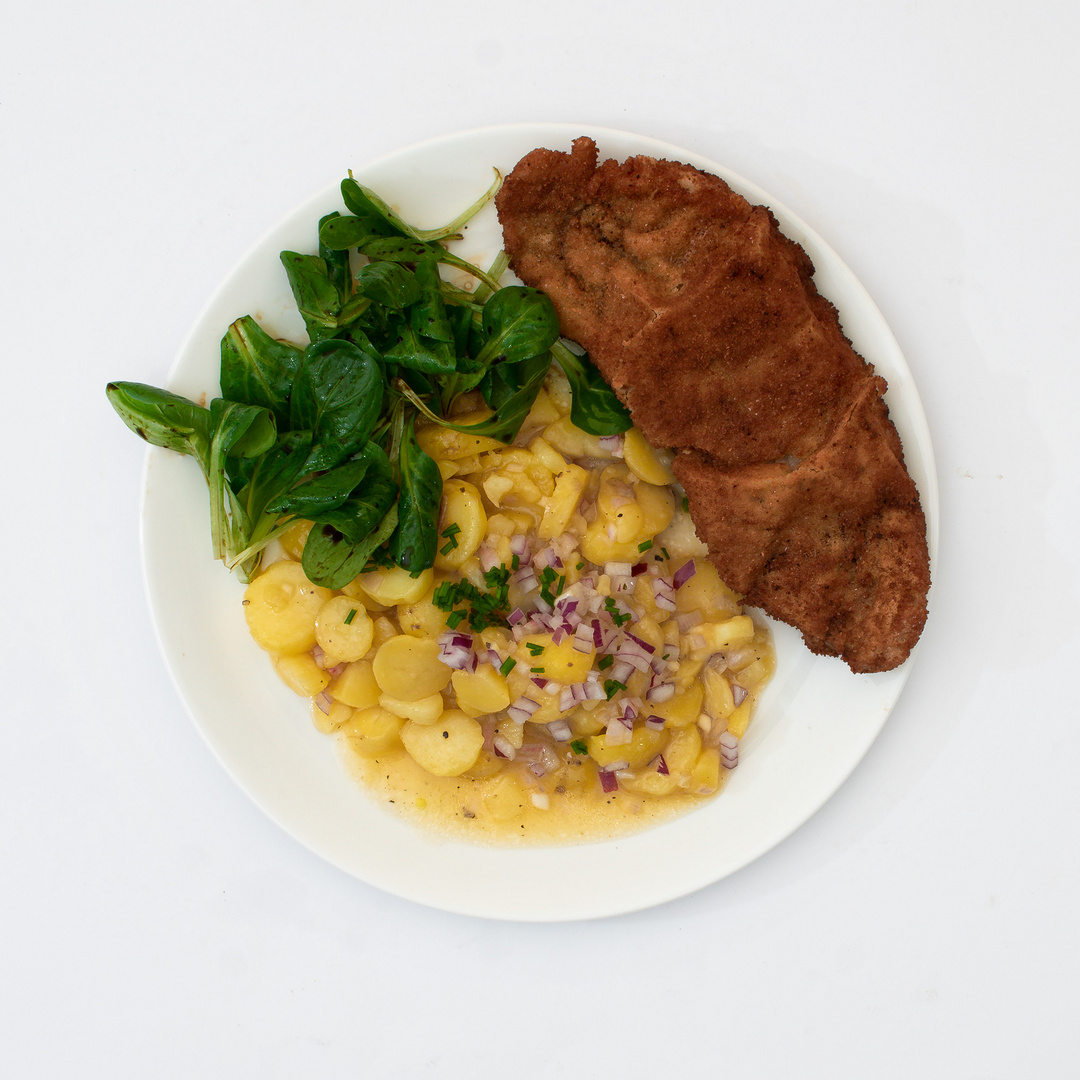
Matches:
[2,1,1077,1076]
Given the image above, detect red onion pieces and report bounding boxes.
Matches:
[598,769,619,793]
[547,720,573,742]
[673,560,697,589]
[507,697,540,724]
[493,734,516,760]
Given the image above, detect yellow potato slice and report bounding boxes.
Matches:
[243,560,331,654]
[372,635,453,700]
[400,710,484,777]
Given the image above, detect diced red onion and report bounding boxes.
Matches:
[547,720,573,742]
[493,735,516,760]
[508,607,526,626]
[653,577,677,612]
[507,697,540,724]
[551,625,569,645]
[614,647,651,673]
[438,631,474,650]
[598,769,619,792]
[624,631,655,654]
[673,560,697,589]
[605,718,633,745]
[438,645,477,671]
[655,753,670,776]
[582,681,607,701]
[645,715,666,731]
[509,534,530,558]
[534,596,553,615]
[573,624,595,653]
[609,659,635,685]
[631,562,648,577]
[512,567,538,592]
[559,684,588,711]
[732,683,749,707]
[598,435,624,457]
[719,731,739,751]
[478,545,500,572]
[675,610,702,632]
[315,691,333,714]
[646,682,676,703]
[325,664,344,677]
[312,644,327,668]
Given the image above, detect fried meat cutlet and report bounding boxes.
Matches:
[496,137,930,673]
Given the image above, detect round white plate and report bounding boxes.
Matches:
[141,124,938,921]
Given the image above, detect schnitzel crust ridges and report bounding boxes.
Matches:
[496,137,930,674]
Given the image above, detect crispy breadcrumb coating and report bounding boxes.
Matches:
[496,137,929,672]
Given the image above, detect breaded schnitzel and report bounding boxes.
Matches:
[496,137,929,673]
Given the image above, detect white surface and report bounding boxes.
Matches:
[2,0,1077,1074]
[146,124,937,920]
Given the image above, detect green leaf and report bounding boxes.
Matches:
[340,179,411,238]
[319,213,392,252]
[219,316,304,425]
[289,338,385,472]
[301,501,398,590]
[318,212,352,298]
[551,340,631,436]
[106,382,213,474]
[236,430,313,521]
[266,455,372,516]
[409,259,454,343]
[354,261,422,310]
[389,414,442,574]
[360,236,438,263]
[279,251,343,343]
[384,324,457,375]
[206,399,277,562]
[474,286,560,366]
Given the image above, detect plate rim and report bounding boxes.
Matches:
[139,122,938,921]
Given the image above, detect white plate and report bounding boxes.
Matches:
[141,124,938,921]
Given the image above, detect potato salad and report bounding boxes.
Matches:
[242,370,774,841]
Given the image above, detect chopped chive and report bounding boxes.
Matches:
[446,609,467,629]
[681,496,689,512]
[576,561,585,571]
[570,739,588,755]
[343,608,358,625]
[530,666,545,673]
[597,654,614,670]
[526,642,544,656]
[661,546,670,560]
[511,554,520,570]
[638,539,653,553]
[440,522,461,538]
[603,679,627,700]
[499,656,516,677]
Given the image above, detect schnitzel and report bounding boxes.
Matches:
[496,137,929,673]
